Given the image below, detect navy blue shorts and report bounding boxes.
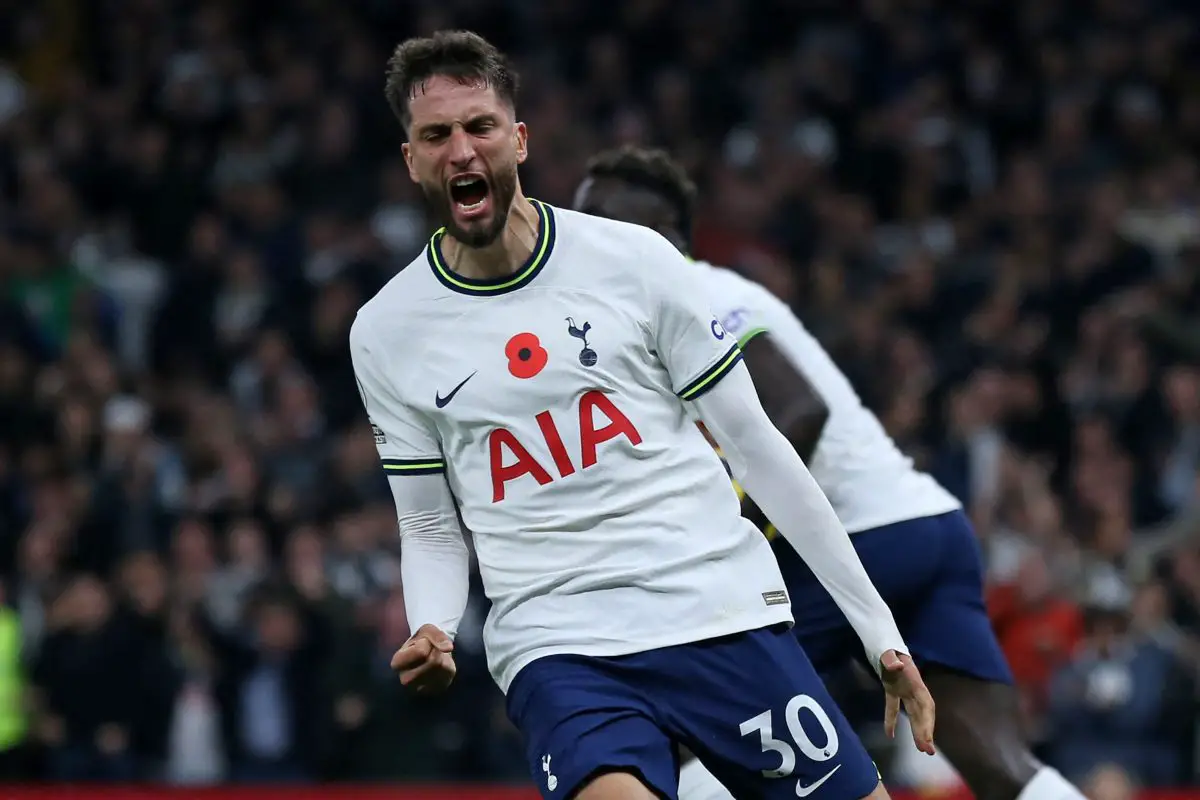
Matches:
[506,625,880,800]
[775,509,1012,684]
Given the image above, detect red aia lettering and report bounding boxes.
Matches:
[488,391,642,502]
[536,410,575,478]
[579,390,643,468]
[488,428,553,503]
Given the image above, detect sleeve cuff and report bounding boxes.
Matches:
[736,327,770,348]
[677,344,743,401]
[381,457,445,476]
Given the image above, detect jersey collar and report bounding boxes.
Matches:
[426,199,557,297]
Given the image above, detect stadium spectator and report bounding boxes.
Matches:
[202,586,327,783]
[1046,578,1194,785]
[162,599,226,786]
[988,550,1085,743]
[31,574,145,781]
[0,0,1199,789]
[1084,764,1139,800]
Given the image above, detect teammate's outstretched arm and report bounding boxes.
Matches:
[694,364,934,753]
[350,319,469,692]
[639,229,935,754]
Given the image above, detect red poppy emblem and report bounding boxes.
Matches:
[505,332,548,379]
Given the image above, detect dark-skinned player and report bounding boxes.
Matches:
[574,146,1086,800]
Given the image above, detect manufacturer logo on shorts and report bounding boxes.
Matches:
[541,754,558,792]
[762,590,789,607]
[796,764,842,797]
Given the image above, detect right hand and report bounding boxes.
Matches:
[879,649,936,755]
[391,623,456,693]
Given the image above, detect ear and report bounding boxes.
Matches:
[514,121,528,165]
[402,142,419,183]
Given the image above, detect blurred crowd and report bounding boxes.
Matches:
[1,0,1199,791]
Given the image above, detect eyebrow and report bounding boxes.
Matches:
[413,112,500,138]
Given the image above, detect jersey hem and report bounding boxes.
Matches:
[492,605,795,693]
[841,497,962,534]
[736,327,769,348]
[677,344,743,401]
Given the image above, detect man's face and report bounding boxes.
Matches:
[403,75,527,249]
[257,602,301,653]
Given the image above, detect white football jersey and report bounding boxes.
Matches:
[351,201,792,692]
[695,260,961,534]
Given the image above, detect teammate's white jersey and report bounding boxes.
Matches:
[351,201,792,692]
[694,260,961,534]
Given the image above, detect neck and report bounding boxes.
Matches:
[442,192,539,280]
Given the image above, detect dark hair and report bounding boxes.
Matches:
[584,146,698,244]
[384,30,519,133]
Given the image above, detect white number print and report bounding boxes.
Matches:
[739,693,840,781]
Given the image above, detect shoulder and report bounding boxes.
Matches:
[549,205,691,303]
[710,264,788,311]
[692,261,791,328]
[550,204,647,241]
[350,252,433,354]
[693,260,764,301]
[551,205,677,265]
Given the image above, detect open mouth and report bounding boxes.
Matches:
[449,175,491,213]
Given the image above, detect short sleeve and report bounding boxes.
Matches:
[349,318,444,476]
[713,292,774,349]
[642,234,743,401]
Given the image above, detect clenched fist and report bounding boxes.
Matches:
[391,623,457,693]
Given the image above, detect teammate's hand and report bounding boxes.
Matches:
[879,649,935,755]
[391,623,457,693]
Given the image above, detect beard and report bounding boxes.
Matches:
[423,162,519,249]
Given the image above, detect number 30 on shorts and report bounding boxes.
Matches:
[739,694,839,778]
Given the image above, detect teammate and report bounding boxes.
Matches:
[573,146,1087,800]
[353,30,935,800]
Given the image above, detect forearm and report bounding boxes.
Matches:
[693,364,907,671]
[389,474,471,639]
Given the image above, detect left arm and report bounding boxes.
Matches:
[639,231,906,671]
[690,350,935,755]
[691,362,907,670]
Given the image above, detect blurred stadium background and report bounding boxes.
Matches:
[1,0,1200,798]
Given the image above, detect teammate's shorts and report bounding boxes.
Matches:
[506,624,880,800]
[774,509,1013,684]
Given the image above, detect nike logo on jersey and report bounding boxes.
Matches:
[435,371,477,408]
[795,764,841,797]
